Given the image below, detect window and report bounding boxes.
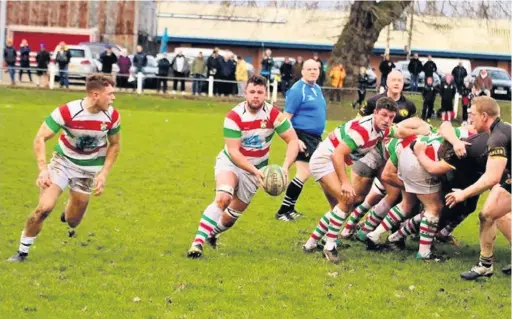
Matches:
[70,49,86,58]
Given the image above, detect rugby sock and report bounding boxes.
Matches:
[277,177,304,215]
[192,203,223,247]
[211,208,242,236]
[367,205,406,242]
[388,213,422,242]
[438,225,453,237]
[308,211,332,243]
[361,199,392,233]
[344,201,372,231]
[418,212,439,257]
[478,254,494,268]
[18,232,35,254]
[324,206,348,250]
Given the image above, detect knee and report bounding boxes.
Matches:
[479,210,493,223]
[215,194,232,211]
[35,201,55,220]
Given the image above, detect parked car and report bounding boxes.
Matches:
[394,60,442,91]
[50,45,97,81]
[470,66,512,100]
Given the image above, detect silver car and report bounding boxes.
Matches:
[50,45,98,80]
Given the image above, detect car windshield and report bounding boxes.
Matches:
[84,45,104,58]
[490,70,511,81]
[69,49,85,58]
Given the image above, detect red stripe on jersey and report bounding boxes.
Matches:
[226,111,242,127]
[59,105,71,125]
[425,145,436,161]
[239,147,269,157]
[269,107,280,123]
[401,135,417,148]
[239,119,274,130]
[111,109,120,124]
[67,120,113,131]
[362,138,380,148]
[350,121,370,144]
[60,135,107,154]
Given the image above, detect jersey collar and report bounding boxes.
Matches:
[490,117,502,132]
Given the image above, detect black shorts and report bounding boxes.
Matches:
[296,129,322,163]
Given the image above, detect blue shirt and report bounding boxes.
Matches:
[284,79,326,136]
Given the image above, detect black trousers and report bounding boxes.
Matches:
[173,72,186,91]
[422,100,434,120]
[157,78,168,92]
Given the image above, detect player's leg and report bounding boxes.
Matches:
[276,160,310,220]
[497,213,511,275]
[416,192,444,260]
[387,212,423,249]
[61,189,91,237]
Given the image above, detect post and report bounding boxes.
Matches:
[0,0,7,82]
[271,79,278,103]
[136,72,143,94]
[49,65,56,89]
[208,76,214,97]
[267,79,271,101]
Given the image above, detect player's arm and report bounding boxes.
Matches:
[225,138,260,176]
[439,121,469,158]
[413,141,454,175]
[277,127,299,175]
[34,122,57,171]
[98,132,121,178]
[381,159,404,189]
[392,117,430,138]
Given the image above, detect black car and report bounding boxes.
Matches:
[471,67,512,100]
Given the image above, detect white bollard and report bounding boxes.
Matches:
[453,92,459,119]
[49,66,56,89]
[208,76,214,97]
[267,79,271,101]
[136,72,143,94]
[271,79,278,103]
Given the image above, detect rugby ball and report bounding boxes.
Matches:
[261,165,287,196]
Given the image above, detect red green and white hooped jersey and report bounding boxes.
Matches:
[385,135,417,167]
[415,127,473,162]
[323,115,396,165]
[222,101,291,169]
[44,99,121,173]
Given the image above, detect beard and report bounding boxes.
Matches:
[247,100,264,110]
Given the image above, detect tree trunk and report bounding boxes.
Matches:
[330,0,412,88]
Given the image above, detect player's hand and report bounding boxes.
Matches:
[340,182,356,201]
[445,188,465,208]
[254,169,265,189]
[298,139,307,153]
[453,140,470,158]
[413,141,427,155]
[281,165,289,185]
[36,168,52,189]
[93,173,107,196]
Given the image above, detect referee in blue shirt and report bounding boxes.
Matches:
[276,59,327,221]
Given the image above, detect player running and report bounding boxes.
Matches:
[8,74,121,262]
[187,75,299,259]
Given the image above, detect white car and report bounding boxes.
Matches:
[50,45,97,80]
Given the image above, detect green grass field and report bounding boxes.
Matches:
[0,88,510,319]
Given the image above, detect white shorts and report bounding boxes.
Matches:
[309,143,335,182]
[398,147,441,194]
[214,151,259,204]
[48,153,96,194]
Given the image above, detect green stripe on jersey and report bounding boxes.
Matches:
[45,116,61,133]
[55,144,105,166]
[275,119,291,134]
[342,135,358,151]
[224,128,242,138]
[265,131,275,143]
[108,125,121,136]
[222,149,268,169]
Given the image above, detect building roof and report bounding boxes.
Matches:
[156,2,512,61]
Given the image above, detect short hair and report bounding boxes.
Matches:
[472,96,500,118]
[246,74,267,88]
[85,73,115,92]
[375,97,398,113]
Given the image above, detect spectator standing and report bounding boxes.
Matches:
[461,80,472,125]
[260,49,274,81]
[170,49,189,94]
[439,74,457,121]
[228,54,237,95]
[235,55,248,97]
[99,45,118,74]
[352,66,369,109]
[379,54,395,90]
[116,49,132,91]
[407,52,423,92]
[292,56,303,84]
[55,42,71,89]
[279,56,293,97]
[473,69,493,97]
[157,53,171,94]
[35,43,50,87]
[328,62,346,103]
[3,40,17,85]
[218,52,235,96]
[423,55,437,79]
[133,45,148,91]
[19,39,32,82]
[207,47,221,95]
[421,76,437,121]
[451,61,468,93]
[191,52,207,96]
[312,52,325,86]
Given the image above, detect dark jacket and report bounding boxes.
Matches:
[157,58,171,76]
[207,55,221,77]
[219,59,235,79]
[423,61,437,78]
[379,60,395,77]
[357,74,369,91]
[439,81,456,101]
[261,57,274,77]
[408,58,423,76]
[117,56,131,74]
[280,62,293,81]
[56,49,72,68]
[422,83,437,102]
[314,58,325,86]
[4,46,17,66]
[451,66,468,85]
[133,52,147,72]
[19,46,31,66]
[292,61,303,82]
[100,52,118,73]
[36,50,50,69]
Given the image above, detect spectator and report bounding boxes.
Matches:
[218,52,235,96]
[157,53,171,94]
[407,52,423,92]
[55,41,71,89]
[451,61,468,93]
[35,43,50,88]
[473,69,493,97]
[328,62,346,103]
[461,79,472,126]
[292,56,303,84]
[228,53,237,95]
[352,66,369,109]
[235,55,248,97]
[279,56,293,96]
[312,52,325,86]
[100,45,118,74]
[423,55,437,79]
[191,51,207,96]
[207,47,221,95]
[260,49,274,81]
[116,49,132,91]
[421,77,437,121]
[379,54,395,89]
[133,45,147,73]
[19,39,32,82]
[170,49,190,94]
[3,40,17,85]
[439,74,457,121]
